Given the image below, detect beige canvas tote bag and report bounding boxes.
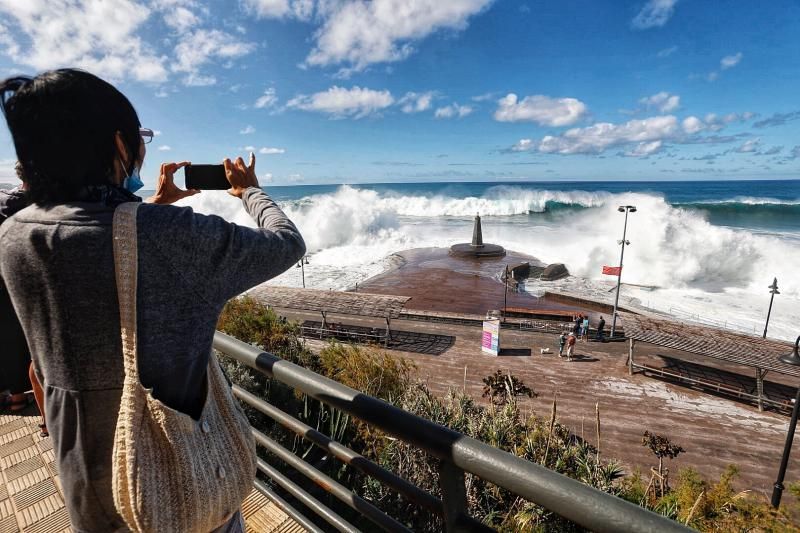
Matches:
[111,202,257,532]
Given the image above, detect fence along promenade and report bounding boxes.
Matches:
[213,331,691,532]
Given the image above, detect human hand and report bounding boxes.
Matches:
[145,161,200,205]
[224,152,259,198]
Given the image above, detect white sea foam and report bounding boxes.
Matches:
[175,186,800,340]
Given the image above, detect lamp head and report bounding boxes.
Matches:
[629,206,637,213]
[779,336,800,366]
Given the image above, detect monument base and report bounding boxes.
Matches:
[449,243,506,258]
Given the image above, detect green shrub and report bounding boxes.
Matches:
[215,297,800,532]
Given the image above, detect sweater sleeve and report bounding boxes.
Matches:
[141,187,306,308]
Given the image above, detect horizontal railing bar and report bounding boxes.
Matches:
[253,478,326,533]
[234,385,443,515]
[256,458,358,533]
[216,331,691,533]
[253,428,411,533]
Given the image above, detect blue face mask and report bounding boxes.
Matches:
[119,155,144,194]
[123,165,144,194]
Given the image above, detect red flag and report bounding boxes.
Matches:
[602,265,622,276]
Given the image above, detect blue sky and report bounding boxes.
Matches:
[0,0,799,186]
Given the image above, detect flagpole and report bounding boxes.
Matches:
[611,205,636,338]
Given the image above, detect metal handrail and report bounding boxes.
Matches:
[214,331,691,533]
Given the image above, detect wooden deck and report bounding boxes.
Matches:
[282,308,799,495]
[0,407,306,532]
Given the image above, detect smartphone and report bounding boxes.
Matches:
[184,164,229,190]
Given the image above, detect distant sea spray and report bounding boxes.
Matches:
[176,183,800,300]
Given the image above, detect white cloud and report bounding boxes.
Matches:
[720,52,743,70]
[471,92,496,102]
[241,0,315,20]
[657,45,678,58]
[183,72,216,86]
[286,86,394,119]
[242,145,256,152]
[255,88,278,109]
[703,112,751,131]
[155,88,169,98]
[704,52,744,82]
[0,0,168,82]
[434,104,473,119]
[158,145,172,151]
[511,139,534,152]
[494,93,587,126]
[173,29,256,85]
[682,116,704,134]
[261,172,274,182]
[240,125,256,134]
[624,140,662,157]
[305,0,495,73]
[150,0,206,33]
[288,173,303,183]
[639,91,680,113]
[632,0,678,29]
[398,91,436,113]
[259,147,286,154]
[153,130,163,136]
[536,115,679,155]
[735,138,760,153]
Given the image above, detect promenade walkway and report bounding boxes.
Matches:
[0,408,305,532]
[279,307,796,494]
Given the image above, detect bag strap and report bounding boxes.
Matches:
[112,202,142,382]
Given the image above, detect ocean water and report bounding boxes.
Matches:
[172,180,800,341]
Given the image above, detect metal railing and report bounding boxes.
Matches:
[639,301,758,335]
[213,331,691,533]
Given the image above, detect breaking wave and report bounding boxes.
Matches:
[175,185,800,299]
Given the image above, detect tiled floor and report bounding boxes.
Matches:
[0,407,305,533]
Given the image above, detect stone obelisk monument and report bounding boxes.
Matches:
[449,214,506,258]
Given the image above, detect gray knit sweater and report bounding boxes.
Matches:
[0,187,305,532]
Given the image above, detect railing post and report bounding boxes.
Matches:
[628,338,635,375]
[439,461,469,532]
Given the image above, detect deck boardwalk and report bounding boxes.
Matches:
[281,308,799,495]
[0,407,305,532]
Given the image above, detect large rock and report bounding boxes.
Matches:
[540,263,569,281]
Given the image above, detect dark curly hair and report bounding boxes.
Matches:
[0,69,141,204]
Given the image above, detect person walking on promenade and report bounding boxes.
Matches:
[597,316,606,341]
[0,69,306,532]
[558,331,566,357]
[581,316,590,341]
[573,314,582,336]
[566,333,577,361]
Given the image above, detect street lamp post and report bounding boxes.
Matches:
[503,264,510,323]
[296,255,309,288]
[764,278,780,338]
[772,336,800,508]
[610,205,636,338]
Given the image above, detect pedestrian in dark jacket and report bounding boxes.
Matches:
[0,182,32,411]
[0,69,306,532]
[597,316,606,341]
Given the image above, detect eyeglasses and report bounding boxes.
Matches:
[139,128,154,145]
